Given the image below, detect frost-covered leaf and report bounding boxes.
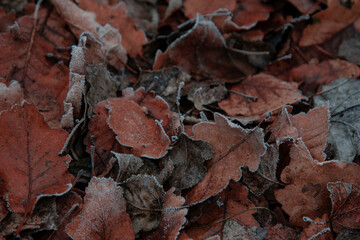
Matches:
[66,177,134,240]
[185,113,266,204]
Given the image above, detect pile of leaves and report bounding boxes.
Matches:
[1,0,360,239]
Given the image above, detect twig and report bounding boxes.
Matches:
[228,47,270,56]
[229,90,258,102]
[316,78,353,96]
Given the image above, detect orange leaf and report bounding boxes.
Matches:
[274,140,360,227]
[300,0,360,46]
[66,177,134,240]
[219,73,305,118]
[185,113,266,204]
[0,102,73,232]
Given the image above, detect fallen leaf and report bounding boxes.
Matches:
[232,0,273,30]
[106,89,175,158]
[268,104,330,161]
[161,133,213,190]
[314,78,360,163]
[183,0,236,19]
[263,223,298,240]
[222,220,267,240]
[66,177,134,240]
[121,175,165,235]
[181,182,260,239]
[0,102,73,233]
[0,80,23,111]
[274,140,360,227]
[143,188,188,240]
[288,0,320,14]
[289,59,360,94]
[112,152,144,183]
[299,0,360,46]
[242,144,279,196]
[301,214,332,240]
[154,17,256,82]
[219,73,305,118]
[328,182,360,233]
[338,36,360,65]
[185,113,266,204]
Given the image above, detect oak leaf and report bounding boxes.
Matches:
[274,140,360,227]
[300,0,360,46]
[0,102,73,233]
[219,73,304,118]
[328,182,360,233]
[268,104,330,161]
[66,177,134,240]
[185,113,266,204]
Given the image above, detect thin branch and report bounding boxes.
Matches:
[229,90,258,102]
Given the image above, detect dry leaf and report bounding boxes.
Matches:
[185,113,266,204]
[183,0,236,19]
[274,140,360,227]
[66,177,134,240]
[0,102,73,233]
[264,224,298,240]
[219,73,305,118]
[0,80,23,111]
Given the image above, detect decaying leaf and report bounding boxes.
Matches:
[301,214,332,240]
[338,36,360,65]
[314,78,360,163]
[222,220,267,240]
[112,152,144,183]
[144,188,188,240]
[185,113,266,204]
[328,182,360,233]
[300,0,360,46]
[0,102,73,233]
[263,224,298,240]
[66,177,134,240]
[121,175,165,235]
[219,73,305,118]
[154,16,256,82]
[268,104,330,161]
[161,133,213,190]
[274,140,360,227]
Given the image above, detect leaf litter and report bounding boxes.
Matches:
[1,0,360,239]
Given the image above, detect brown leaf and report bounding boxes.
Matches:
[77,0,147,57]
[183,0,236,19]
[288,0,320,14]
[274,140,360,227]
[328,182,360,233]
[268,104,330,161]
[289,59,360,94]
[153,17,256,82]
[112,152,144,182]
[185,113,266,204]
[66,177,134,240]
[219,73,305,118]
[143,188,188,240]
[181,182,260,239]
[106,89,176,159]
[121,175,165,235]
[299,0,360,46]
[161,134,213,190]
[0,102,73,230]
[232,0,273,30]
[301,214,333,240]
[263,223,298,240]
[242,144,279,196]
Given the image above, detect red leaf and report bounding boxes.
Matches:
[0,81,23,112]
[328,182,360,233]
[0,102,73,232]
[268,104,330,161]
[274,140,360,227]
[107,98,170,158]
[66,177,134,240]
[219,73,305,118]
[299,0,360,46]
[185,113,266,204]
[77,0,147,57]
